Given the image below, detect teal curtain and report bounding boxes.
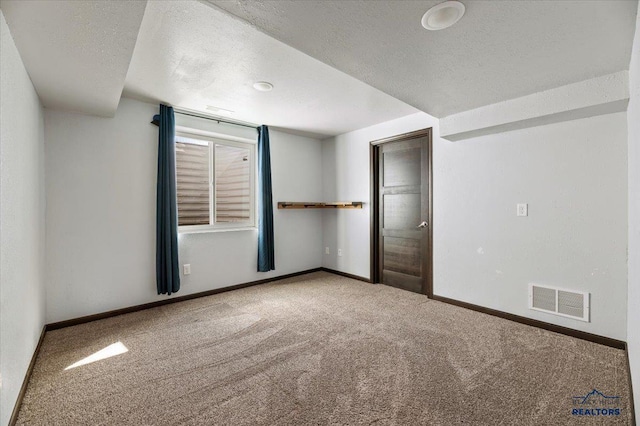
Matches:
[257,125,275,272]
[155,105,180,294]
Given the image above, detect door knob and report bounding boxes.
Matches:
[417,221,428,228]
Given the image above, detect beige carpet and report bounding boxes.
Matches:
[16,272,633,425]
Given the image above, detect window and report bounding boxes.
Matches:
[175,132,255,231]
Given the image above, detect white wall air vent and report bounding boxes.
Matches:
[528,283,590,322]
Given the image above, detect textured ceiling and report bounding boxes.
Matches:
[123,1,417,138]
[210,0,639,118]
[2,0,637,132]
[0,0,147,116]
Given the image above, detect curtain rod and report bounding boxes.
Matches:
[151,108,259,130]
[175,108,258,130]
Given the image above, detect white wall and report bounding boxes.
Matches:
[45,97,323,323]
[322,111,628,341]
[0,10,46,425]
[627,5,640,417]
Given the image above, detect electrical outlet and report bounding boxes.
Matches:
[517,203,528,217]
[325,247,330,255]
[183,264,191,275]
[338,249,342,257]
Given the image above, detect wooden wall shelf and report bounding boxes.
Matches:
[278,202,363,209]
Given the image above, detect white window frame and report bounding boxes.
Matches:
[176,130,257,233]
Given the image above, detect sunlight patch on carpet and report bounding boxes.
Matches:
[64,342,129,370]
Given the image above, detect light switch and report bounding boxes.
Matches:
[517,203,528,217]
[183,264,191,275]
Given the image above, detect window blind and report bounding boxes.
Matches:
[215,144,251,223]
[176,140,209,226]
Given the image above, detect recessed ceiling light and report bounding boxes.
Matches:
[253,81,274,92]
[421,1,465,31]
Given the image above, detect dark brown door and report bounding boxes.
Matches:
[375,131,431,295]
